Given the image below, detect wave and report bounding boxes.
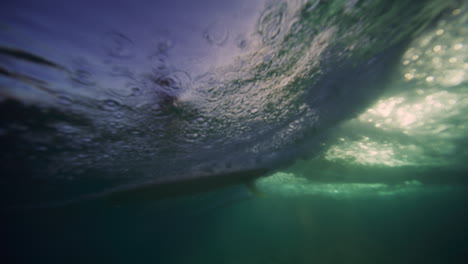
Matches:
[0,0,463,207]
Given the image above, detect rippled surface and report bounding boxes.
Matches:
[1,0,459,207]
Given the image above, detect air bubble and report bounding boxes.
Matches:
[203,21,229,46]
[131,87,142,96]
[71,69,95,86]
[99,99,121,111]
[155,71,192,93]
[258,3,287,44]
[235,35,248,49]
[237,39,247,49]
[171,71,192,89]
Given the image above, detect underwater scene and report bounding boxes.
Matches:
[1,0,467,263]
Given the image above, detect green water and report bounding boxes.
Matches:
[5,187,467,263]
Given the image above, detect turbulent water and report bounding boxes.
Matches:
[1,0,467,263]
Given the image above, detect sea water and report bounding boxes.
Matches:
[1,1,467,263]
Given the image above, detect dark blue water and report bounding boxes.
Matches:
[1,0,467,263]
